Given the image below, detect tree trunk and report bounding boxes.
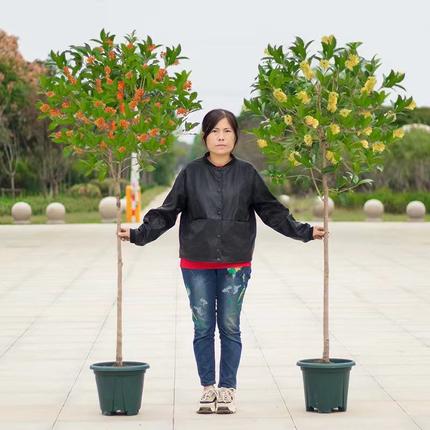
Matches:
[10,174,15,199]
[322,152,330,363]
[114,168,124,367]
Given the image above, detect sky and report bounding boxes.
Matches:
[2,0,429,142]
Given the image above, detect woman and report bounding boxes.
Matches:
[118,109,326,415]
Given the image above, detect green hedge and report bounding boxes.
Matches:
[332,188,430,214]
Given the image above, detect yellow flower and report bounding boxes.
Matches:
[360,110,372,119]
[393,128,405,139]
[304,134,313,146]
[319,59,330,71]
[257,139,268,148]
[360,76,377,94]
[296,90,310,105]
[339,108,351,117]
[360,139,369,149]
[329,123,340,135]
[304,115,319,128]
[385,111,396,122]
[327,91,338,113]
[325,150,338,164]
[273,88,288,103]
[406,100,416,110]
[283,114,293,125]
[321,35,334,44]
[372,142,385,153]
[363,127,373,136]
[288,151,301,166]
[345,54,360,71]
[300,60,314,80]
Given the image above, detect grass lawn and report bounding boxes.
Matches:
[0,185,167,224]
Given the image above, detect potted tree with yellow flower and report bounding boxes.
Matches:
[38,29,201,415]
[244,35,414,413]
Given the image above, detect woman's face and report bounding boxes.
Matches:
[205,117,236,156]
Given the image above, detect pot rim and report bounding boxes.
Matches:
[296,358,355,369]
[90,361,150,372]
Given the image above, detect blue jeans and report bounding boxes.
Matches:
[180,267,252,389]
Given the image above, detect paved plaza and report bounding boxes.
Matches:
[1,190,429,429]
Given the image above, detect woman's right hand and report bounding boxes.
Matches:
[118,226,131,242]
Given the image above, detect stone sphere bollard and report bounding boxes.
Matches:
[46,202,66,224]
[312,196,334,219]
[278,194,290,207]
[363,199,384,221]
[99,196,118,223]
[11,202,32,224]
[406,201,426,222]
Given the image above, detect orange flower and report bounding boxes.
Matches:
[159,137,166,145]
[67,76,77,85]
[116,92,124,101]
[149,128,159,137]
[137,133,149,142]
[117,80,125,91]
[119,103,125,114]
[119,119,130,129]
[174,59,179,65]
[108,130,115,139]
[86,56,95,64]
[126,42,134,50]
[183,80,192,90]
[155,68,166,81]
[93,100,105,108]
[63,66,70,75]
[135,88,145,98]
[176,107,187,116]
[106,38,113,47]
[125,71,133,80]
[99,140,108,150]
[55,131,62,139]
[46,91,55,98]
[74,146,84,155]
[129,100,137,110]
[148,44,156,52]
[166,85,176,92]
[94,117,107,129]
[168,119,175,127]
[110,121,117,131]
[106,78,113,85]
[118,146,126,153]
[50,109,61,117]
[66,130,73,137]
[40,103,50,113]
[104,106,116,115]
[96,78,102,93]
[108,50,116,60]
[61,101,70,109]
[104,66,111,75]
[154,102,161,108]
[96,46,104,53]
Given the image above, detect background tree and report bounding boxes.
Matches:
[244,35,414,363]
[39,29,201,366]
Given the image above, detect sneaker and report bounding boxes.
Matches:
[196,385,217,414]
[216,387,236,414]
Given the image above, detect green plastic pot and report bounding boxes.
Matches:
[296,358,355,413]
[90,361,150,416]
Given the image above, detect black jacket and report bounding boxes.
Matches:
[130,151,314,262]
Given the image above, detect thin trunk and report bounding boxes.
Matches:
[10,174,15,198]
[322,145,330,363]
[115,164,123,367]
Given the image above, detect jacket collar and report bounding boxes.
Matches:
[203,151,236,168]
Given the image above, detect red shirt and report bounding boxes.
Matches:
[180,258,251,269]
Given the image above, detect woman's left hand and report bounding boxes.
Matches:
[312,225,327,240]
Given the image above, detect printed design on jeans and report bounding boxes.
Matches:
[222,267,250,306]
[191,297,209,328]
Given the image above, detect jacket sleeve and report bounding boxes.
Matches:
[129,168,187,246]
[251,168,314,242]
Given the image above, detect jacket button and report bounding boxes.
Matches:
[217,234,221,238]
[217,210,221,215]
[216,257,221,261]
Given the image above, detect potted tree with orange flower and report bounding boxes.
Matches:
[38,29,201,415]
[244,35,414,413]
